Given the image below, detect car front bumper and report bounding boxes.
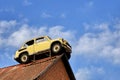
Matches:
[62,43,72,53]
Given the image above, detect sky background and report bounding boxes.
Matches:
[0,0,120,80]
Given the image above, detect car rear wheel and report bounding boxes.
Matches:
[51,43,62,54]
[19,53,29,64]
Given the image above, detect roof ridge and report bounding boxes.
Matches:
[23,56,57,67]
[1,56,57,69]
[33,54,63,80]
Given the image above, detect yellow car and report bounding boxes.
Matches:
[14,36,72,63]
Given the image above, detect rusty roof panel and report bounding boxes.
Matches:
[0,56,58,80]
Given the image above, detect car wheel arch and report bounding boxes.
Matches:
[19,51,29,58]
[50,41,61,49]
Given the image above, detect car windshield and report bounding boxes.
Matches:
[23,40,34,47]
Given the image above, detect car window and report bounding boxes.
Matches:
[36,37,47,43]
[25,40,34,46]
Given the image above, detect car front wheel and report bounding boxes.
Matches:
[51,43,62,54]
[19,53,29,64]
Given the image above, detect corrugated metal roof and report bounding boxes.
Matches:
[0,56,59,80]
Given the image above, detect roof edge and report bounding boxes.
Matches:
[33,55,62,80]
[62,54,76,80]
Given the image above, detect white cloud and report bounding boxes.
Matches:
[23,0,32,6]
[7,24,33,47]
[75,68,91,80]
[79,1,94,13]
[0,8,15,13]
[74,22,120,64]
[48,26,75,40]
[101,46,120,64]
[94,23,109,31]
[0,20,17,34]
[0,37,3,47]
[75,67,105,80]
[5,23,74,47]
[0,20,17,47]
[41,12,52,18]
[89,23,109,31]
[114,20,120,30]
[0,20,17,28]
[84,23,109,31]
[41,12,67,19]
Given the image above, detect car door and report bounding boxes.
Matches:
[35,37,51,53]
[25,40,35,55]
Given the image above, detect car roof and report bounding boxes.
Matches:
[24,36,49,43]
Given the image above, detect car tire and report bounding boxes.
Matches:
[51,43,62,54]
[19,53,29,64]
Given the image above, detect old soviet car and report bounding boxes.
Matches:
[14,36,72,63]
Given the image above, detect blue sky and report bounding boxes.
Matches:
[0,0,120,80]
